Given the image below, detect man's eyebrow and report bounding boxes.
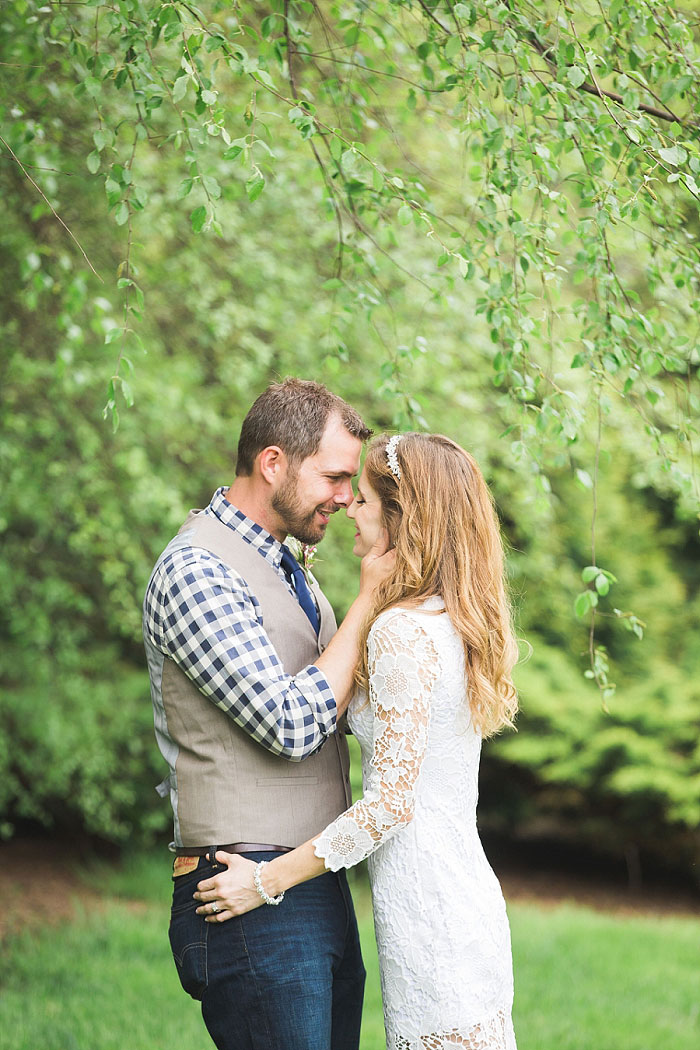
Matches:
[323,470,355,478]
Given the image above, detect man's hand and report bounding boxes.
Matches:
[359,528,396,598]
[193,852,261,923]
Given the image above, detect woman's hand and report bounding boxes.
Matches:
[315,529,396,715]
[193,851,262,923]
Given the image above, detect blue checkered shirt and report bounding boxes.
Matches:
[143,488,337,761]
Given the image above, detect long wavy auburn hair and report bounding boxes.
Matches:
[355,433,519,738]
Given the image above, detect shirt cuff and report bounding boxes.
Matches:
[293,664,337,735]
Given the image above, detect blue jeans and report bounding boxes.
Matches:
[169,852,365,1050]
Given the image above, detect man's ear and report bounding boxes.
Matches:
[257,445,285,485]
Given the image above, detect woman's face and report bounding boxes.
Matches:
[347,470,385,557]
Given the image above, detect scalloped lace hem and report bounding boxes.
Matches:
[390,1007,517,1049]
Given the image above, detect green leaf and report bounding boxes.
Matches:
[93,129,111,152]
[398,204,412,225]
[131,184,148,209]
[260,14,282,38]
[660,79,678,103]
[172,75,189,103]
[120,379,134,407]
[114,201,129,225]
[190,205,207,233]
[503,76,517,99]
[177,178,194,199]
[223,139,247,161]
[104,176,121,198]
[256,69,276,89]
[344,24,360,46]
[595,574,610,595]
[658,145,687,166]
[202,175,221,200]
[567,66,587,88]
[444,35,461,61]
[86,150,101,174]
[246,172,265,202]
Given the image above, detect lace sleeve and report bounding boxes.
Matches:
[313,610,439,872]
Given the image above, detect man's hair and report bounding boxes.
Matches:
[235,378,372,476]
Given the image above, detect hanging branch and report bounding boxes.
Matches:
[0,133,102,280]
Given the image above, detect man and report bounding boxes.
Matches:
[143,378,389,1050]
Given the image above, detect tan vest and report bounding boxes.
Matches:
[157,510,351,848]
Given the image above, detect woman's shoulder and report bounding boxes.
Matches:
[369,596,447,642]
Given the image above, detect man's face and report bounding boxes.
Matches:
[272,413,362,545]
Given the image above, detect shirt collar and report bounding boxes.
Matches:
[206,487,284,570]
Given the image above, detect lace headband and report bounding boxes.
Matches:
[386,434,402,480]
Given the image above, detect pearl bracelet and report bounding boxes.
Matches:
[253,860,285,906]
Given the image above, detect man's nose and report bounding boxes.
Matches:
[334,481,354,506]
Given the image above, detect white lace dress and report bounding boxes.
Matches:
[314,599,517,1050]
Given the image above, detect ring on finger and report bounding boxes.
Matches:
[211,901,220,914]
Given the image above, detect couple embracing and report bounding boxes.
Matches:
[143,378,518,1050]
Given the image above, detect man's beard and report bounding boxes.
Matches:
[272,472,333,545]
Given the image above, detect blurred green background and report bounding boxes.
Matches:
[1,0,699,890]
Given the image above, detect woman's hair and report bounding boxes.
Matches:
[356,433,518,738]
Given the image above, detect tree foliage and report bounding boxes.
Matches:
[1,1,699,872]
[4,0,700,690]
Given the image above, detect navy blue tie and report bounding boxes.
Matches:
[280,545,320,635]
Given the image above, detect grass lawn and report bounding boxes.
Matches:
[0,852,698,1050]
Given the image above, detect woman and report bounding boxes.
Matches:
[195,433,519,1050]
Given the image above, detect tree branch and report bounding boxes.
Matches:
[285,0,345,278]
[495,0,695,127]
[0,134,102,280]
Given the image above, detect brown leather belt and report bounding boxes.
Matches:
[175,842,293,857]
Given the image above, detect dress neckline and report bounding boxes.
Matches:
[418,595,445,611]
[390,595,446,615]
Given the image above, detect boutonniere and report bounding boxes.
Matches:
[287,540,319,584]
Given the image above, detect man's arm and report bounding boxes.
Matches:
[144,536,392,761]
[144,547,337,761]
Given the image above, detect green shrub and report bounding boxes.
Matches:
[482,642,700,880]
